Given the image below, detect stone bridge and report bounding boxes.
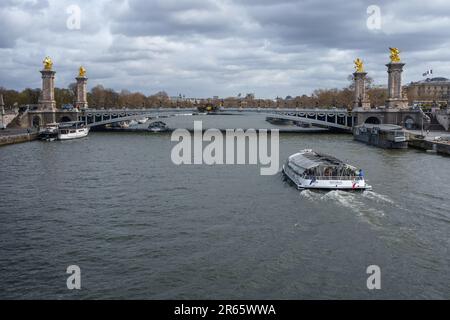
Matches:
[77,107,354,131]
[17,106,430,132]
[11,53,439,132]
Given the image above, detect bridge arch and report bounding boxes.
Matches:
[403,116,415,129]
[365,116,381,124]
[59,116,73,123]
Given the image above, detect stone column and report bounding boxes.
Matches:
[353,72,370,110]
[75,76,88,109]
[385,62,408,109]
[38,69,56,111]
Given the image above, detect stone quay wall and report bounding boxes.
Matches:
[0,131,38,147]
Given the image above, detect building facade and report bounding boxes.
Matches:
[406,77,450,106]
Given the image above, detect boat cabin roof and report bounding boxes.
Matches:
[58,121,86,129]
[289,151,343,170]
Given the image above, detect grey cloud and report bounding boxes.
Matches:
[110,0,238,37]
[1,0,450,98]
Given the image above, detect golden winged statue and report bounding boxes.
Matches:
[389,47,400,63]
[354,58,364,72]
[79,66,86,77]
[43,56,53,70]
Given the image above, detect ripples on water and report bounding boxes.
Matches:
[0,115,449,299]
[300,190,389,220]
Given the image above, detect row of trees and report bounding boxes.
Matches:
[1,81,389,111]
[0,87,75,110]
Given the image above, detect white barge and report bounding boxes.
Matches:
[57,122,89,140]
[282,149,372,190]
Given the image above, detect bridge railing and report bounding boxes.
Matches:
[79,107,354,129]
[81,107,349,112]
[314,176,363,181]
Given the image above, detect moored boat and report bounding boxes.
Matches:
[353,124,408,149]
[266,117,294,125]
[147,121,169,132]
[105,121,130,129]
[38,122,59,141]
[282,149,372,190]
[57,121,89,140]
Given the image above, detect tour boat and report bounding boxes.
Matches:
[282,149,372,190]
[147,121,169,132]
[57,122,89,140]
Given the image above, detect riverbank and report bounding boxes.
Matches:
[0,129,38,147]
[407,130,450,156]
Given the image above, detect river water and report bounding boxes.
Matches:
[0,115,449,299]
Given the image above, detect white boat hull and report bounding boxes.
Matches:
[58,127,89,140]
[283,165,372,191]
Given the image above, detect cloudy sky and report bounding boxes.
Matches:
[1,0,450,98]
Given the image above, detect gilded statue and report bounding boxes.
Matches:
[43,56,53,70]
[79,66,86,77]
[389,47,400,63]
[354,58,364,72]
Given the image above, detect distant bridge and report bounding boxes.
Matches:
[78,107,354,131]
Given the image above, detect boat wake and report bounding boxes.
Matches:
[299,189,397,226]
[361,190,394,204]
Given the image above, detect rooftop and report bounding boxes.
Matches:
[409,77,450,85]
[289,150,343,169]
